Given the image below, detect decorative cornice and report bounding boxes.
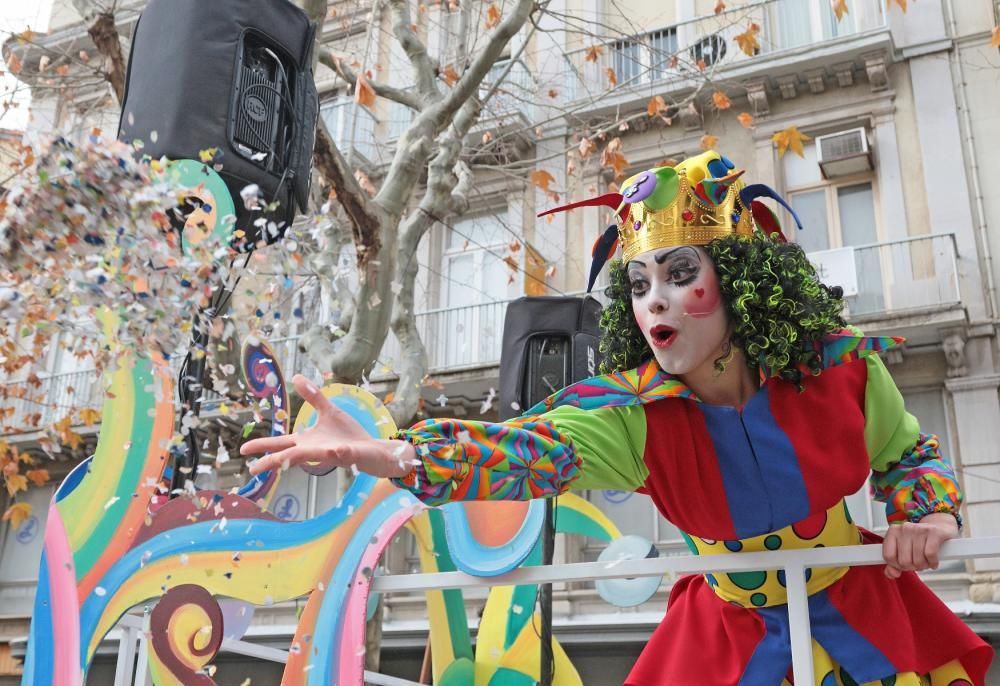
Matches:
[775,74,799,100]
[804,69,827,94]
[744,78,769,116]
[945,374,1000,394]
[862,51,890,92]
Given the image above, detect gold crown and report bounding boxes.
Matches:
[538,150,795,292]
[616,157,754,263]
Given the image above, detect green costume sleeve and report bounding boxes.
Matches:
[863,354,920,473]
[863,354,963,524]
[543,404,649,492]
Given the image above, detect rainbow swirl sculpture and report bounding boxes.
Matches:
[21,163,637,686]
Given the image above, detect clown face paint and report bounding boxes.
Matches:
[627,246,729,376]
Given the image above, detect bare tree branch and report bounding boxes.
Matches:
[86,12,126,103]
[434,0,535,127]
[312,118,381,268]
[319,49,423,111]
[386,99,479,424]
[387,0,440,103]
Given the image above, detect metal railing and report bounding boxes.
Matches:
[370,297,514,379]
[0,368,102,436]
[561,0,887,100]
[320,96,378,165]
[808,233,961,319]
[479,57,537,123]
[107,536,1000,685]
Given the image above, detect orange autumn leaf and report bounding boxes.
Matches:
[485,3,502,29]
[25,469,49,487]
[79,407,101,425]
[647,95,668,116]
[712,91,732,110]
[5,473,27,497]
[355,169,377,196]
[7,53,23,75]
[355,73,376,110]
[601,137,629,178]
[578,137,597,159]
[441,64,460,87]
[606,67,618,87]
[701,134,719,151]
[832,0,849,21]
[529,169,557,192]
[503,255,519,271]
[734,23,760,57]
[772,125,812,158]
[62,429,83,451]
[886,0,907,12]
[714,1,726,14]
[992,26,1000,48]
[737,111,754,128]
[584,45,603,63]
[55,63,70,77]
[548,89,559,98]
[2,502,32,530]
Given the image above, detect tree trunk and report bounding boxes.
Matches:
[87,12,127,103]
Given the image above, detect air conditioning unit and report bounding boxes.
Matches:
[816,127,873,179]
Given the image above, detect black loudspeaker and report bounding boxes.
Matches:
[117,0,318,249]
[498,296,603,421]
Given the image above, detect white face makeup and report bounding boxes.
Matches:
[627,246,730,377]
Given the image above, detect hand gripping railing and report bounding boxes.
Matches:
[370,536,1000,684]
[110,537,1000,685]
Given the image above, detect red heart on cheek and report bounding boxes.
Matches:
[694,288,705,298]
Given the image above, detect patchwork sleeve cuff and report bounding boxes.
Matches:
[388,415,583,506]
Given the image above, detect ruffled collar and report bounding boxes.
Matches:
[525,330,903,415]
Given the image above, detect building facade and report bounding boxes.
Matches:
[2,0,1000,683]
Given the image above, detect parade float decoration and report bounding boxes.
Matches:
[8,144,653,685]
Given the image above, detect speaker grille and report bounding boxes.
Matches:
[234,65,280,167]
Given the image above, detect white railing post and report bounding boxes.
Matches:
[784,563,814,683]
[113,622,139,686]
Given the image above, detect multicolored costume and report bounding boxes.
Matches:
[390,152,993,685]
[393,334,991,684]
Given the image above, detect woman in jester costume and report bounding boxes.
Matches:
[242,151,993,685]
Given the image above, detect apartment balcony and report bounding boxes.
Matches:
[0,337,309,440]
[813,233,966,345]
[561,0,892,116]
[468,58,538,151]
[319,96,379,168]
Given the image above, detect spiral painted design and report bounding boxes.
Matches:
[148,584,224,686]
[237,337,289,505]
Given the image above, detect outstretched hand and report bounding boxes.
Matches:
[240,375,415,479]
[881,512,959,579]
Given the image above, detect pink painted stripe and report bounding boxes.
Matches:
[45,502,83,686]
[337,504,427,685]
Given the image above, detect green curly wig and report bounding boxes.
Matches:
[598,233,847,385]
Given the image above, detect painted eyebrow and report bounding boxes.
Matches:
[654,247,696,264]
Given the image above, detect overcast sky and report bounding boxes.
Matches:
[1,0,54,131]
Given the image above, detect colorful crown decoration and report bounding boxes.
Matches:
[539,150,803,291]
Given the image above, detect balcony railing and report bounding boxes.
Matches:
[808,233,961,320]
[104,536,1000,686]
[0,369,102,437]
[320,96,378,165]
[0,337,312,437]
[479,58,537,123]
[562,0,887,100]
[374,297,514,378]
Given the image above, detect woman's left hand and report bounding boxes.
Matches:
[882,512,959,579]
